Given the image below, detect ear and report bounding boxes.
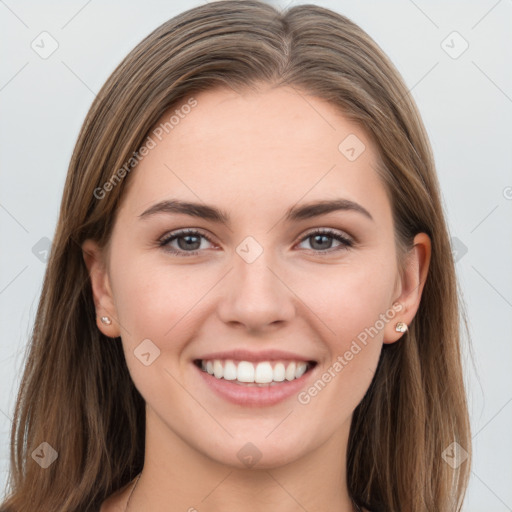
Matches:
[383,233,431,344]
[82,239,121,338]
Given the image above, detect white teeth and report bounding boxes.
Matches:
[199,359,311,384]
[273,362,286,382]
[237,361,255,383]
[255,362,273,383]
[213,360,223,379]
[285,362,296,381]
[295,363,307,379]
[223,360,237,380]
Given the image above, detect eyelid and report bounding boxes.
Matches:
[158,227,214,244]
[158,226,355,257]
[158,228,218,252]
[298,227,353,244]
[295,227,354,254]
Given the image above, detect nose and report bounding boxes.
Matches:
[216,248,296,332]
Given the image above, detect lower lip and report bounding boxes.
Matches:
[194,363,317,407]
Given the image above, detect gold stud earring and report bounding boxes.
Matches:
[395,322,408,333]
[100,316,112,325]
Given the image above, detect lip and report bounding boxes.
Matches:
[195,349,315,363]
[193,360,318,407]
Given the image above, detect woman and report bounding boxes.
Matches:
[0,1,471,511]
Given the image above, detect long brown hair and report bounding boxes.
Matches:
[1,1,471,510]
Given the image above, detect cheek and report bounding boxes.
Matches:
[296,256,397,343]
[111,262,197,338]
[292,254,396,407]
[109,258,206,401]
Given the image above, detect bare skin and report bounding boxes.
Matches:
[85,85,431,512]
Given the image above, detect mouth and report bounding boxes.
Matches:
[192,357,318,406]
[193,358,317,386]
[193,359,317,398]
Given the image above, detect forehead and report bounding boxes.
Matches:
[119,86,388,221]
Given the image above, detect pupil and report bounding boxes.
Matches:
[179,235,200,250]
[312,234,331,250]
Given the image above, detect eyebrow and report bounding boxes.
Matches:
[139,198,373,224]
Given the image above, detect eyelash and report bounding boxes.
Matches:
[158,228,354,257]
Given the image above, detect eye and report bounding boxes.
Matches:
[158,229,216,257]
[296,228,353,254]
[158,227,354,258]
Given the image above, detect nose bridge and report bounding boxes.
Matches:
[217,235,295,329]
[236,245,277,294]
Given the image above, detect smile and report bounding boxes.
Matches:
[193,358,318,407]
[195,359,315,385]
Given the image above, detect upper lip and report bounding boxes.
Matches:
[195,349,316,363]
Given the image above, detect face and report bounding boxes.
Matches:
[84,85,427,470]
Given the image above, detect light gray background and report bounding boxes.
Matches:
[1,1,511,510]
